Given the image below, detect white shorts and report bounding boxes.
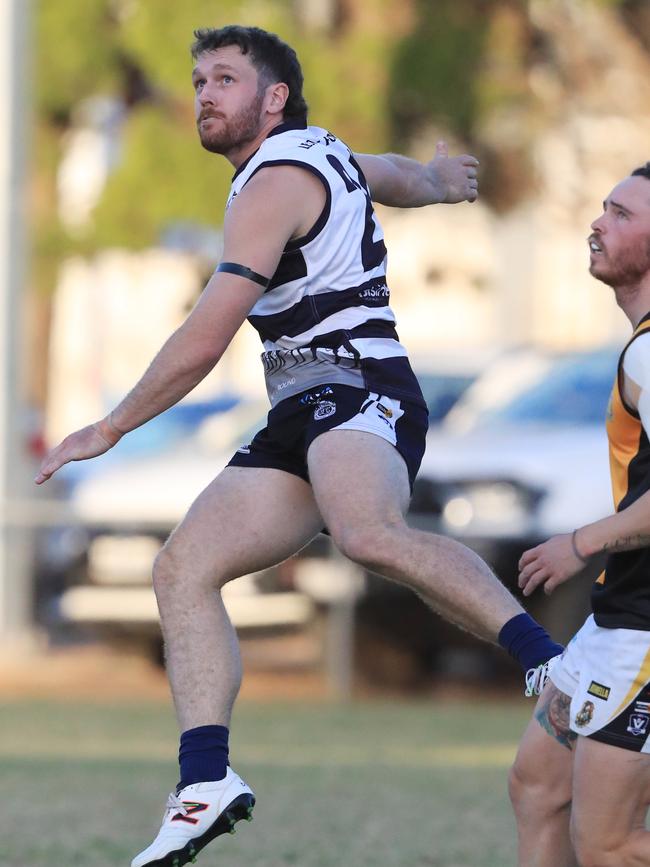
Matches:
[550,614,650,752]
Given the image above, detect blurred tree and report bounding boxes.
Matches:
[388,0,488,147]
[388,0,541,211]
[32,0,650,277]
[34,0,398,259]
[37,0,120,120]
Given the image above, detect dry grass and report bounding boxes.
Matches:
[0,697,532,867]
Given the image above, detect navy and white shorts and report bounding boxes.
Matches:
[227,383,428,490]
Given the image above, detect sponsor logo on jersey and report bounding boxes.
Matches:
[627,713,650,737]
[276,377,296,392]
[574,700,595,728]
[314,400,336,420]
[237,445,251,454]
[359,283,389,300]
[587,681,611,701]
[298,132,336,149]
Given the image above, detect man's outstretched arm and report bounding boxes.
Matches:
[518,339,650,597]
[35,165,324,484]
[355,140,479,208]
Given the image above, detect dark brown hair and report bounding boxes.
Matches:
[631,163,650,181]
[191,25,308,124]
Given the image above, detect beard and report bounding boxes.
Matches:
[590,237,650,289]
[197,90,265,155]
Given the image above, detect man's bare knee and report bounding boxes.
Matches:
[152,544,182,596]
[153,537,237,602]
[572,838,619,867]
[152,541,213,596]
[508,762,527,815]
[331,521,403,569]
[509,755,571,821]
[571,815,643,867]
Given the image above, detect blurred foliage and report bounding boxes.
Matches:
[37,0,120,120]
[33,0,396,280]
[388,0,489,146]
[31,0,650,291]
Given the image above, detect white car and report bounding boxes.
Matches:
[42,399,319,643]
[409,346,619,641]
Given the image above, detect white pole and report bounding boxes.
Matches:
[0,0,33,642]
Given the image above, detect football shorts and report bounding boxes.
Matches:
[227,383,428,490]
[550,614,650,752]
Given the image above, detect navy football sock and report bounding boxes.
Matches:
[178,724,229,790]
[498,612,563,671]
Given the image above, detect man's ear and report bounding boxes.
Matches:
[265,81,289,117]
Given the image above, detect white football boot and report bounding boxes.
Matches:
[524,654,561,698]
[131,767,255,867]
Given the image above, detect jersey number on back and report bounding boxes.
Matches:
[326,154,387,273]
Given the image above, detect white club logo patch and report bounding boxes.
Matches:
[314,401,336,420]
[627,713,650,737]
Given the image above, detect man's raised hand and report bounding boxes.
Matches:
[428,140,479,204]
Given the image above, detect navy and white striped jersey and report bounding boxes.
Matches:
[226,121,425,410]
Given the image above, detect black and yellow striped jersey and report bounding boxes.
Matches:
[593,312,650,629]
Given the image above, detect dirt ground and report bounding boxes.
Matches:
[0,641,524,707]
[0,638,333,702]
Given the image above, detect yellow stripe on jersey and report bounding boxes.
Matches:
[605,319,650,510]
[608,642,650,722]
[595,313,650,625]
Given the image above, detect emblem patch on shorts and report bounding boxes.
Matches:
[300,385,334,406]
[574,700,595,728]
[314,400,336,420]
[627,713,650,737]
[377,402,393,419]
[587,681,611,701]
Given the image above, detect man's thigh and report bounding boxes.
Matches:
[571,737,650,849]
[164,466,324,581]
[513,683,576,793]
[306,429,412,533]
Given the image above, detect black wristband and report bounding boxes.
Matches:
[217,262,270,289]
[571,529,589,565]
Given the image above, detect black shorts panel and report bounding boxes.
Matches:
[227,384,428,490]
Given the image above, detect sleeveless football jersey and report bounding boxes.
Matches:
[592,312,650,629]
[226,121,425,409]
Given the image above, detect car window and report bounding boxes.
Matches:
[466,349,618,428]
[59,396,242,484]
[110,396,241,457]
[417,372,476,424]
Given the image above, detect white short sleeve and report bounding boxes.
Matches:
[623,333,650,434]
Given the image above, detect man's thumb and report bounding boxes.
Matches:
[436,140,448,158]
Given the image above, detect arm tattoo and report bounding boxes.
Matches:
[535,686,578,751]
[603,534,650,553]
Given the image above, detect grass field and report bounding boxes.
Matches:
[0,697,532,867]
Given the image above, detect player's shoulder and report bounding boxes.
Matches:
[622,329,650,389]
[261,123,348,160]
[234,161,324,206]
[624,327,650,359]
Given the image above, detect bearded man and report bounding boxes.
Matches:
[37,25,561,867]
[511,163,650,867]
